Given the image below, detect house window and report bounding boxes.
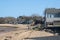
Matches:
[46,13,54,18]
[54,13,60,18]
[46,14,50,18]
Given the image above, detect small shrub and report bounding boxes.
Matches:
[32,27,40,31]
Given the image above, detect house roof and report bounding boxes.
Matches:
[45,8,60,14]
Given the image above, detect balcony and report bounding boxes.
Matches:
[46,18,60,22]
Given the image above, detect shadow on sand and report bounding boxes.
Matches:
[0,26,18,33]
[25,36,60,40]
[44,27,60,35]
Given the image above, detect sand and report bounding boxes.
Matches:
[0,24,54,40]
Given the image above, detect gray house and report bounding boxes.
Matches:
[44,8,60,27]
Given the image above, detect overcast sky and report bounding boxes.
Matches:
[0,0,60,17]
